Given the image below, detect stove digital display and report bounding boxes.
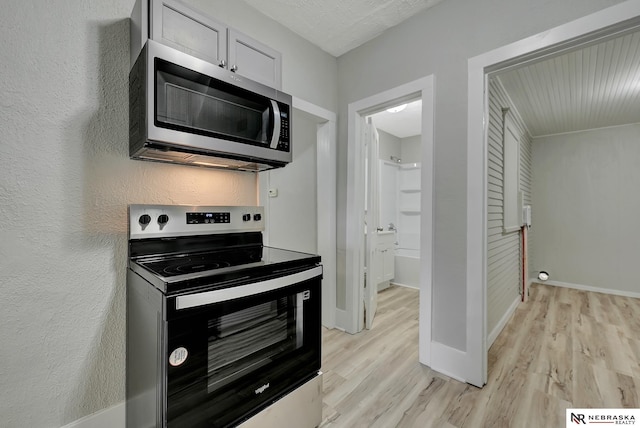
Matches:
[186,212,231,224]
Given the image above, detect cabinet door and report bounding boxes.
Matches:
[382,247,395,282]
[150,0,227,67]
[228,29,282,89]
[376,233,395,283]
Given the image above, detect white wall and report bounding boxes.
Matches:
[0,1,337,427]
[377,129,402,162]
[376,129,421,163]
[401,135,422,164]
[335,0,626,352]
[532,123,640,294]
[260,110,318,254]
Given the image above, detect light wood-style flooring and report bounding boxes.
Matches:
[320,283,640,427]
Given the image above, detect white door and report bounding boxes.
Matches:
[364,120,381,329]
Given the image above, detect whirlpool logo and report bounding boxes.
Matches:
[255,383,270,395]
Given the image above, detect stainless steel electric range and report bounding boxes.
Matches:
[126,204,323,428]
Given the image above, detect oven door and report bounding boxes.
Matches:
[164,266,322,428]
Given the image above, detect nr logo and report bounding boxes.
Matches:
[571,413,586,424]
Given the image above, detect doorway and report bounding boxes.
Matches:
[345,75,434,367]
[369,99,423,293]
[467,1,640,387]
[486,25,640,348]
[360,99,423,329]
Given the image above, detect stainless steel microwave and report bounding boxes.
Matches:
[129,40,292,171]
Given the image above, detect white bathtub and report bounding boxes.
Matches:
[393,248,420,289]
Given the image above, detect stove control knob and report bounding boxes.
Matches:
[158,214,169,225]
[242,214,251,222]
[253,213,262,221]
[139,214,151,225]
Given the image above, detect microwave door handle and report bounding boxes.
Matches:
[269,100,281,149]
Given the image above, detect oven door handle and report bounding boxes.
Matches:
[175,265,322,310]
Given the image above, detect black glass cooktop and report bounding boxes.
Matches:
[137,246,319,279]
[140,248,261,278]
[129,232,321,294]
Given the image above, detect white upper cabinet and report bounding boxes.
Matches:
[151,0,227,67]
[131,0,283,89]
[228,29,282,89]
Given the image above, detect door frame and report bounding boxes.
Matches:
[364,119,380,330]
[260,97,337,329]
[466,0,640,386]
[345,75,434,366]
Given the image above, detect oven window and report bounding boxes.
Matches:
[207,292,305,393]
[155,58,272,146]
[166,277,321,428]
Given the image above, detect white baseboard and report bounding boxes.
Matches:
[61,402,124,428]
[390,281,419,290]
[532,278,640,299]
[487,296,520,349]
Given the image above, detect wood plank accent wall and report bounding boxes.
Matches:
[486,78,533,338]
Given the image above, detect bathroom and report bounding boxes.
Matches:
[369,99,422,290]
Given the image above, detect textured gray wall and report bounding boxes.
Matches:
[0,1,337,426]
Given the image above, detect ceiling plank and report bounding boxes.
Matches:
[497,30,640,137]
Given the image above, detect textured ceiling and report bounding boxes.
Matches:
[497,30,640,137]
[241,0,445,57]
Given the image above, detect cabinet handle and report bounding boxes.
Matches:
[218,59,226,68]
[230,64,238,72]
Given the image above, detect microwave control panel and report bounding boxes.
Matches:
[277,106,290,152]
